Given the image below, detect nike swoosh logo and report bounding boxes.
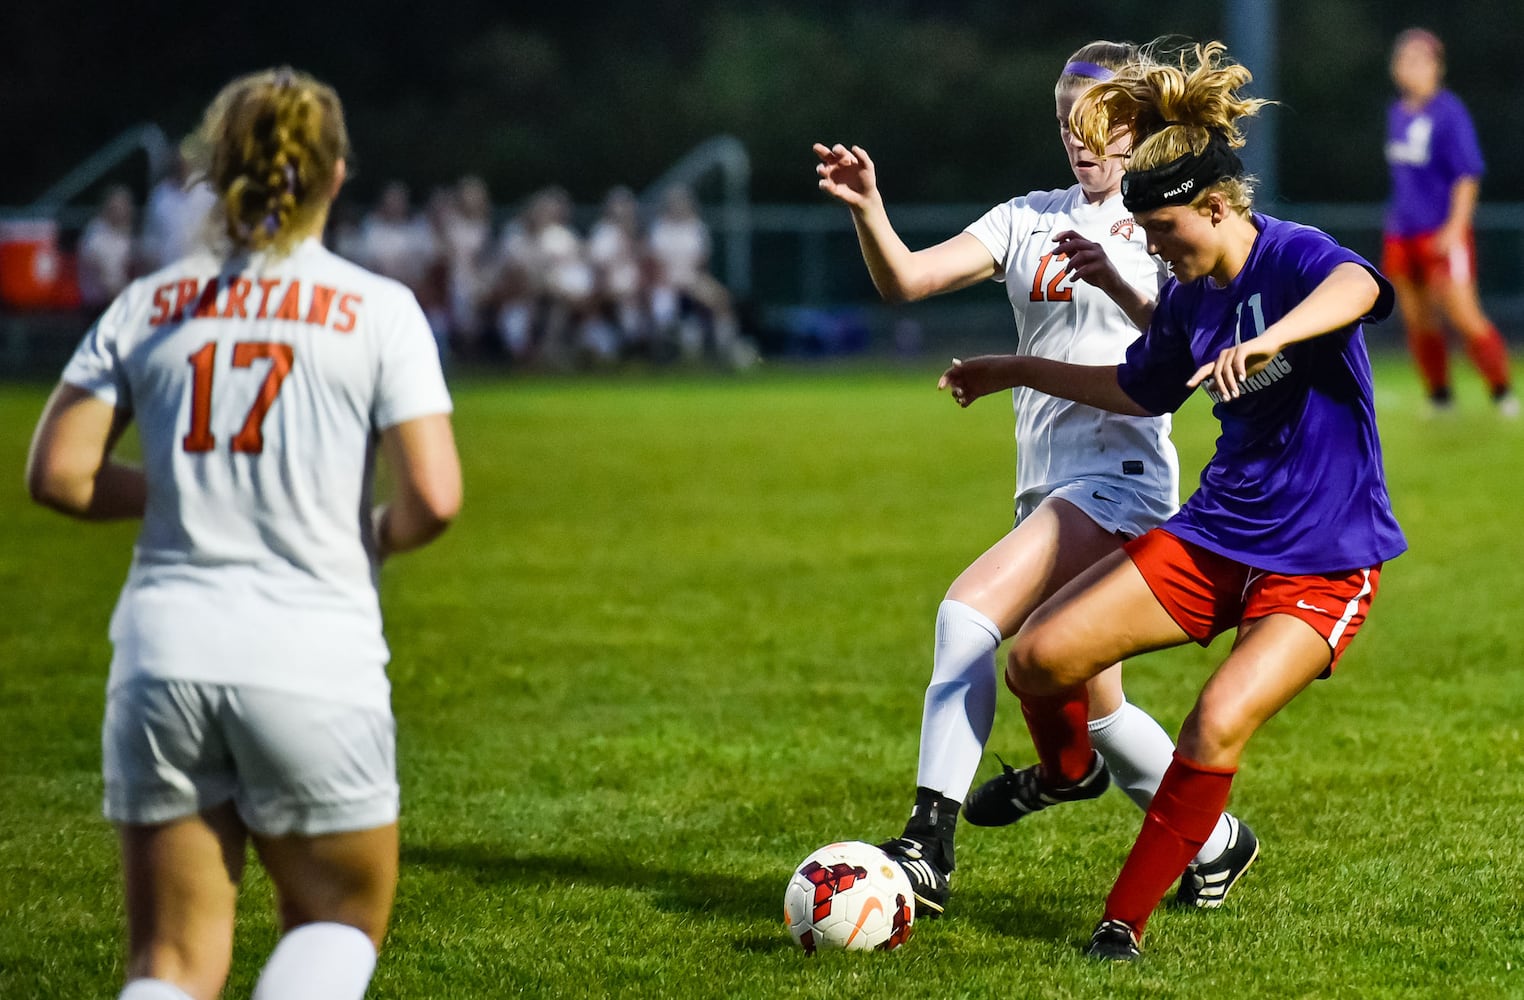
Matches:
[844,896,884,947]
[1092,491,1119,504]
[1296,600,1329,614]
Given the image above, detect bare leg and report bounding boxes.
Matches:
[1102,614,1332,935]
[119,803,247,1000]
[253,823,399,950]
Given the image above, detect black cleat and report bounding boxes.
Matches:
[1175,813,1259,908]
[1086,918,1142,961]
[962,751,1111,827]
[877,835,950,919]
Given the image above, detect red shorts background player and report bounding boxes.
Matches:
[1383,28,1516,416]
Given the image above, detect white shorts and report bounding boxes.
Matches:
[1016,475,1177,541]
[102,679,399,836]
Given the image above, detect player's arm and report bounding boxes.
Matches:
[1187,262,1381,399]
[373,412,462,559]
[1435,176,1480,253]
[814,143,996,302]
[937,357,1151,416]
[1051,230,1156,330]
[26,382,145,520]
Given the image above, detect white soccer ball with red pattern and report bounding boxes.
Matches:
[783,841,915,954]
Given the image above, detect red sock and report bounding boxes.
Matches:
[1463,326,1512,394]
[1103,752,1236,934]
[1406,327,1449,397]
[1016,685,1091,785]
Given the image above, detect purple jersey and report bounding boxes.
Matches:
[1117,215,1407,575]
[1384,89,1486,236]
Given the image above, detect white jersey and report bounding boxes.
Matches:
[964,186,1179,509]
[62,238,452,712]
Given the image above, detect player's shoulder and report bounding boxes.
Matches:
[994,186,1077,217]
[290,240,413,299]
[1255,214,1339,254]
[1430,89,1471,115]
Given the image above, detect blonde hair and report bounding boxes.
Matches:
[189,67,350,255]
[1072,40,1269,213]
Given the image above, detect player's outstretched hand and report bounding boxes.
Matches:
[1052,230,1124,294]
[814,143,879,210]
[1186,338,1278,399]
[938,356,1017,408]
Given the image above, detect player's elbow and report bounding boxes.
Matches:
[875,279,918,305]
[419,476,462,532]
[414,464,464,539]
[25,459,89,517]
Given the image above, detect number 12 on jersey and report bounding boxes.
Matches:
[1029,252,1075,303]
[183,340,295,454]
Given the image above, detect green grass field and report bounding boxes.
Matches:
[2,358,1521,999]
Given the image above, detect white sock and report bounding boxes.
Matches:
[119,980,195,1000]
[916,599,1003,802]
[252,922,378,1000]
[1088,700,1233,865]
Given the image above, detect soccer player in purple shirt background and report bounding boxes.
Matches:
[1383,28,1515,416]
[940,40,1407,961]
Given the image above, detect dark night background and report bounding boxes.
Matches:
[4,1,1521,210]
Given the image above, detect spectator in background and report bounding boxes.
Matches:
[497,187,612,367]
[587,186,651,355]
[1383,28,1516,416]
[439,175,496,355]
[141,150,217,269]
[358,181,435,293]
[77,185,136,309]
[647,185,753,367]
[417,188,459,354]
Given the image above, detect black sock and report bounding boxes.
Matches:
[904,786,960,869]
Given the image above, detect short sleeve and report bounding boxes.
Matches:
[962,200,1020,284]
[1282,228,1394,324]
[1436,94,1486,180]
[1116,289,1199,415]
[60,292,132,409]
[372,289,452,431]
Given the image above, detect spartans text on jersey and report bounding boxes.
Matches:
[147,276,362,333]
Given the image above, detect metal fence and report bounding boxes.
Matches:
[5,200,1524,376]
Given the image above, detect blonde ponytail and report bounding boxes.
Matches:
[190,67,350,255]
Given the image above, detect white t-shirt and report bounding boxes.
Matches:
[963,186,1178,508]
[647,217,710,286]
[77,218,134,307]
[62,238,452,711]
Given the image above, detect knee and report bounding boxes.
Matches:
[1178,695,1253,768]
[1004,622,1079,696]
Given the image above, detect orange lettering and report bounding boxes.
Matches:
[334,293,361,333]
[272,280,302,321]
[305,284,336,327]
[149,283,173,325]
[255,278,281,318]
[192,277,221,318]
[171,279,200,322]
[223,277,252,319]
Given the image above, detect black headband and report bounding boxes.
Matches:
[1121,129,1244,212]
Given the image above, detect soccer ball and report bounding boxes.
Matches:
[783,841,915,954]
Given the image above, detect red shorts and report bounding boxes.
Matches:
[1123,529,1383,674]
[1381,228,1477,287]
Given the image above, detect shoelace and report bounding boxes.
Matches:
[990,753,1040,802]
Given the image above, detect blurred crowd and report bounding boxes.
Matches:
[73,165,758,369]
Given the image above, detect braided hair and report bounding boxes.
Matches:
[191,67,350,254]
